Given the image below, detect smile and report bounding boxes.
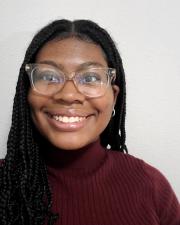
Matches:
[53,115,86,123]
[45,111,92,131]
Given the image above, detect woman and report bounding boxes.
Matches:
[0,19,179,225]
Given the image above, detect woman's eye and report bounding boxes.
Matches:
[37,71,62,83]
[43,74,58,82]
[81,73,101,84]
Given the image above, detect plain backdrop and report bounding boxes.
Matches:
[0,0,179,199]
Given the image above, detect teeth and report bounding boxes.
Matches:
[52,115,85,123]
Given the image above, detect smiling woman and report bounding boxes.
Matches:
[0,19,179,225]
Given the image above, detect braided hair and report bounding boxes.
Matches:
[0,19,127,225]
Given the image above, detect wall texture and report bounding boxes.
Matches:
[0,0,179,199]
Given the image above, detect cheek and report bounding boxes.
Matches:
[28,89,48,111]
[100,89,114,112]
[93,92,114,124]
[28,92,50,139]
[103,102,113,123]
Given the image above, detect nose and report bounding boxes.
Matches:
[53,80,85,104]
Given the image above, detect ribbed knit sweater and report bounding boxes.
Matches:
[1,140,180,225]
[41,140,180,225]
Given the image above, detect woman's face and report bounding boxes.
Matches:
[28,38,119,150]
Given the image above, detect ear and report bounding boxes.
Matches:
[112,85,120,106]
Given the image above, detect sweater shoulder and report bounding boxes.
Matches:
[107,150,145,171]
[108,151,172,181]
[108,150,177,193]
[108,151,180,224]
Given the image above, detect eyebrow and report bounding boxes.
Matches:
[38,60,64,70]
[78,62,106,70]
[37,60,107,71]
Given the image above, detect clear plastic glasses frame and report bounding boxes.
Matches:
[25,63,116,98]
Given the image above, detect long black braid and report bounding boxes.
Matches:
[0,19,127,225]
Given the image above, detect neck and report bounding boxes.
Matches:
[39,138,107,173]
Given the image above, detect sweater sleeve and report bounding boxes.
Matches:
[142,161,180,225]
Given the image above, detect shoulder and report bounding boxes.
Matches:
[141,160,180,224]
[108,150,171,180]
[108,150,177,194]
[107,150,146,173]
[108,150,180,224]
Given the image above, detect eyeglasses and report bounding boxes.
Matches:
[25,63,116,98]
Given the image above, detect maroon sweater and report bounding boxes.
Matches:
[1,140,180,225]
[42,140,180,225]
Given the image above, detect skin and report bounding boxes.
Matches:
[28,38,119,150]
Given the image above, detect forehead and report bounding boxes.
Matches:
[35,38,108,70]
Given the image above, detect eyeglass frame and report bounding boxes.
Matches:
[25,63,116,98]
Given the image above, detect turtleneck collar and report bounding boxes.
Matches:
[40,139,107,173]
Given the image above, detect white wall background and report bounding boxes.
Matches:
[0,0,179,199]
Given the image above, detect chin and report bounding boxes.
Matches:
[48,138,90,150]
[50,133,101,150]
